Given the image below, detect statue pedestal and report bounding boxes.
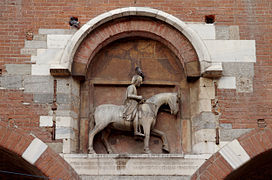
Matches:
[62,154,209,178]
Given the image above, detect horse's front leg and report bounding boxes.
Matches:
[101,127,113,154]
[143,119,152,154]
[151,129,170,153]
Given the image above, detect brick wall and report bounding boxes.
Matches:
[0,0,271,157]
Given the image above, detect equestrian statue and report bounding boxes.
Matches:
[88,68,180,154]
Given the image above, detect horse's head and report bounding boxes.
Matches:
[168,93,180,115]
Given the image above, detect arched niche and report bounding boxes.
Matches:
[76,16,197,153]
[51,7,222,78]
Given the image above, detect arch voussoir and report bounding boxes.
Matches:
[0,121,80,180]
[192,128,272,179]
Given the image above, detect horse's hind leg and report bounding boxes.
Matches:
[143,120,152,154]
[88,123,107,154]
[151,129,170,153]
[101,127,113,154]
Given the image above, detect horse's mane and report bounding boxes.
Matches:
[146,92,177,103]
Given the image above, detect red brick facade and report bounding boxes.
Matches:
[1,0,272,179]
[1,0,271,139]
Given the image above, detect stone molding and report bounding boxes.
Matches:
[63,153,207,177]
[51,7,220,77]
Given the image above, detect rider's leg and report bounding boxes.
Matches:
[134,113,144,136]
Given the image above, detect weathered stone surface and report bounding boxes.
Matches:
[56,78,71,94]
[218,77,236,89]
[215,25,240,40]
[81,176,190,180]
[5,64,31,75]
[188,23,216,40]
[198,99,212,112]
[193,141,229,154]
[0,75,23,89]
[56,116,75,128]
[185,61,200,77]
[31,64,51,75]
[182,119,192,153]
[236,77,253,93]
[39,116,53,127]
[22,138,48,165]
[220,128,252,141]
[229,25,240,40]
[32,48,63,65]
[55,127,75,139]
[192,112,216,131]
[71,78,80,96]
[39,28,76,35]
[56,104,71,111]
[52,110,78,119]
[71,62,86,76]
[215,26,229,40]
[199,86,215,100]
[57,93,71,104]
[47,34,72,48]
[222,62,254,77]
[33,93,53,103]
[63,138,77,153]
[204,40,256,62]
[33,34,47,41]
[46,142,63,153]
[220,123,232,129]
[63,154,205,176]
[24,40,47,49]
[194,129,216,144]
[20,48,37,56]
[199,77,214,87]
[24,76,54,93]
[219,139,250,169]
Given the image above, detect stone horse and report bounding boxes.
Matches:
[88,92,180,154]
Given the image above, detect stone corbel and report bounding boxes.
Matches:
[201,61,223,78]
[50,64,70,76]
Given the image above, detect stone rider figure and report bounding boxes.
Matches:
[123,74,145,136]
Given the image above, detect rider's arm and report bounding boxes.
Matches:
[127,86,142,100]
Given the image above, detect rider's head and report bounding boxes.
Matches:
[131,75,143,87]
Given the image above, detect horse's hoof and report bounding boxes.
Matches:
[162,145,170,153]
[135,132,145,137]
[144,148,152,154]
[88,148,96,154]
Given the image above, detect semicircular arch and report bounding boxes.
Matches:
[72,17,199,78]
[53,7,212,77]
[191,128,272,179]
[0,121,80,180]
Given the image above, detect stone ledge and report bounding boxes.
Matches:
[63,154,206,176]
[50,66,71,76]
[81,175,190,180]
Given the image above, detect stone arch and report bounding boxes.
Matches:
[191,128,272,179]
[0,121,80,180]
[72,17,199,78]
[51,7,219,77]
